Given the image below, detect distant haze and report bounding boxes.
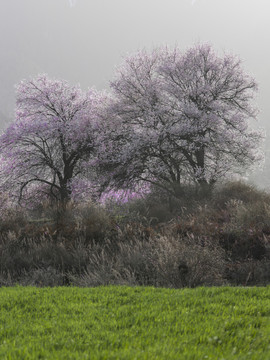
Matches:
[0,0,269,185]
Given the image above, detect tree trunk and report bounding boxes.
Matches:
[59,162,74,206]
[60,185,72,205]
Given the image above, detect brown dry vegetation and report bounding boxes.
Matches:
[0,181,269,287]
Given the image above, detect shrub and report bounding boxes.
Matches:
[220,199,270,260]
[0,206,27,235]
[225,259,270,286]
[0,180,270,287]
[71,230,226,288]
[213,181,270,209]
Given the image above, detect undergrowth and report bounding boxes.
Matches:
[0,181,269,287]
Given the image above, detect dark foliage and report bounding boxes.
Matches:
[0,181,269,287]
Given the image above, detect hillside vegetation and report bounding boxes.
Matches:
[0,181,270,287]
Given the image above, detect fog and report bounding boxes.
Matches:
[0,0,270,185]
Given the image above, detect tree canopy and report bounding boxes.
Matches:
[0,44,263,206]
[0,74,105,205]
[97,44,262,197]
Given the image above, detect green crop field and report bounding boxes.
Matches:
[0,286,269,359]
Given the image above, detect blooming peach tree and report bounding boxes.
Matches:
[0,74,105,206]
[98,44,262,197]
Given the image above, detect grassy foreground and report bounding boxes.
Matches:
[0,286,269,359]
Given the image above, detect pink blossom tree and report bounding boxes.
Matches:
[0,74,105,206]
[98,44,262,197]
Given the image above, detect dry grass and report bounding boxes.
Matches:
[0,181,270,287]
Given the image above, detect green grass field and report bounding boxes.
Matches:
[0,286,269,359]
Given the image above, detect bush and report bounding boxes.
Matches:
[225,259,270,286]
[213,181,270,209]
[71,229,226,288]
[0,206,28,235]
[220,199,270,260]
[1,181,270,287]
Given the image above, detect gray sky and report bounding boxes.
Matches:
[0,0,269,132]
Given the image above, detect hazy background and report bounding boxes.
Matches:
[0,0,269,186]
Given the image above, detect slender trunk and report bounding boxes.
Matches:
[60,184,72,204]
[194,146,213,197]
[59,165,73,206]
[195,147,206,183]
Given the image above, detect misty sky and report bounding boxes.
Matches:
[0,0,270,134]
